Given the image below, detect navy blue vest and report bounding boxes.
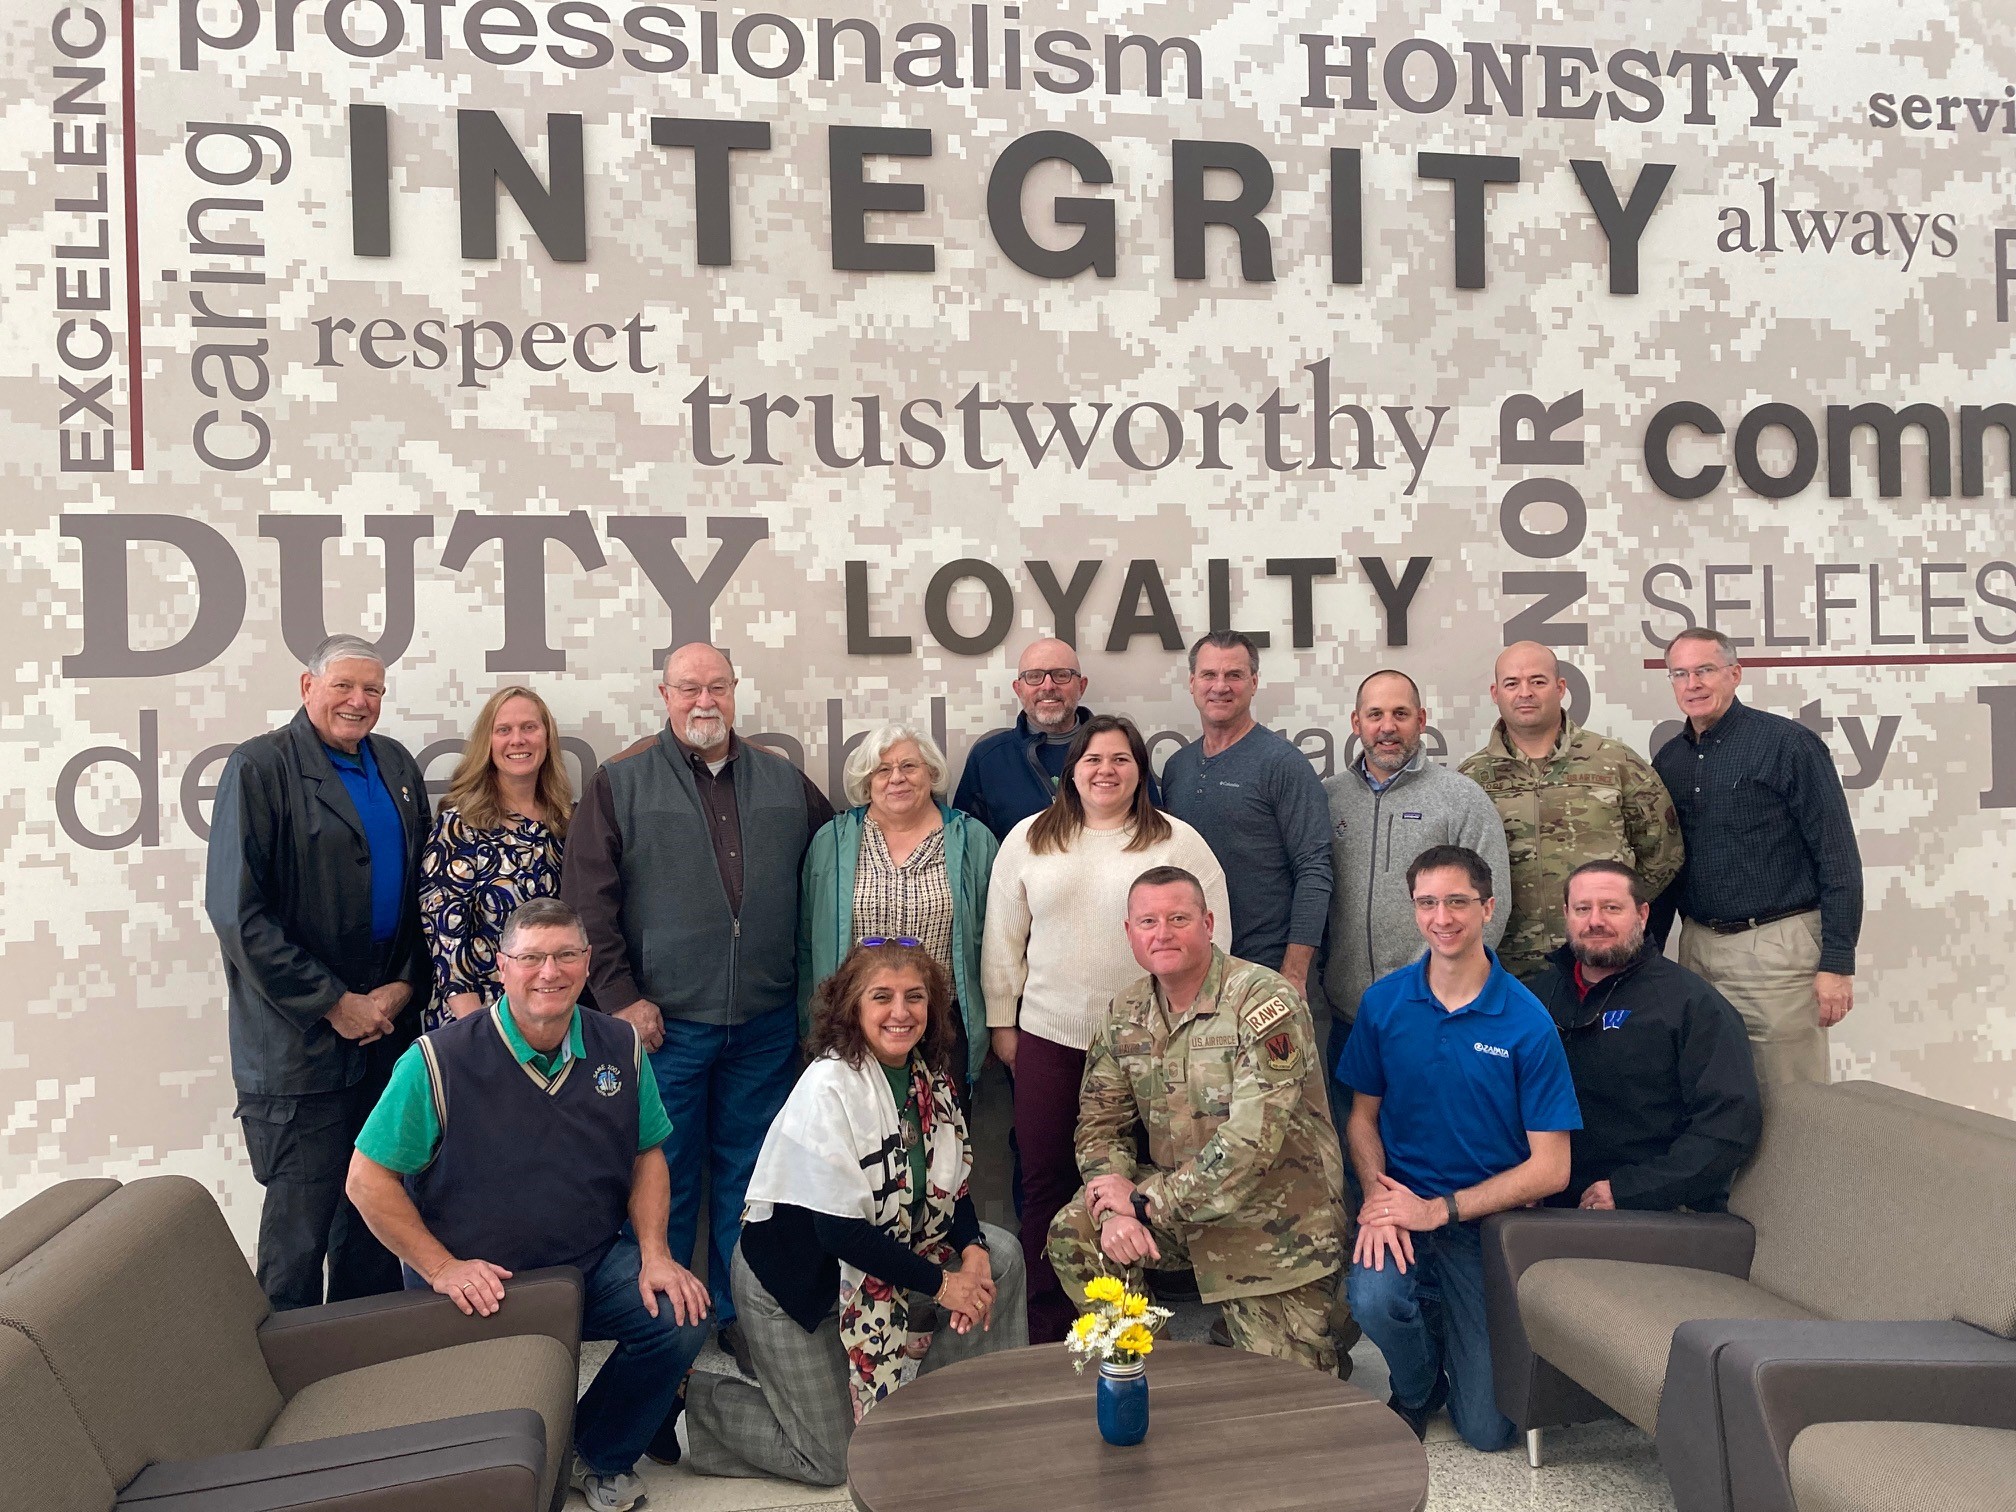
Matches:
[407,1006,641,1277]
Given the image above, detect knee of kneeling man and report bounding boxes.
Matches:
[1344,1262,1411,1317]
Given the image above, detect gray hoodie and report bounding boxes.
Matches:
[1320,748,1511,1021]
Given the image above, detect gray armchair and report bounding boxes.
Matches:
[0,1175,583,1512]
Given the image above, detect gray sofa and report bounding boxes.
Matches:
[0,1174,583,1511]
[1482,1079,2016,1511]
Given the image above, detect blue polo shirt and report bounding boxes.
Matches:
[324,739,407,942]
[1335,951,1580,1197]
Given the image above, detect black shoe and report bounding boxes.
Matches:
[1387,1371,1449,1441]
[643,1382,687,1466]
[1335,1349,1355,1382]
[1208,1315,1233,1348]
[719,1319,756,1379]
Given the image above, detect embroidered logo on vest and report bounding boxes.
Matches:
[593,1063,624,1096]
[1601,1010,1632,1031]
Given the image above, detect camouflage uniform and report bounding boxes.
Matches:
[1459,716,1685,984]
[1046,949,1347,1373]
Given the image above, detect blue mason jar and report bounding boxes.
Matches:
[1097,1359,1149,1446]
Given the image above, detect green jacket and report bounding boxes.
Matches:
[798,802,997,1084]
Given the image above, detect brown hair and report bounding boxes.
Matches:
[442,685,574,837]
[1027,714,1171,856]
[807,942,957,1078]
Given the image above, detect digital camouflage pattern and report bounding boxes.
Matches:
[1062,949,1346,1305]
[1460,717,1686,983]
[1048,1201,1339,1373]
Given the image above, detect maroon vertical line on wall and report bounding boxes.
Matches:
[120,0,144,472]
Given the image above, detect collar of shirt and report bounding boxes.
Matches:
[1398,949,1510,1018]
[322,738,379,780]
[1489,715,1573,767]
[676,730,741,772]
[1353,745,1426,793]
[1151,946,1230,1026]
[1680,695,1748,747]
[494,1000,586,1075]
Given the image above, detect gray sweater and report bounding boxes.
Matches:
[1320,750,1511,1021]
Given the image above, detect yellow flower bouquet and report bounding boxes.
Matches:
[1065,1275,1173,1373]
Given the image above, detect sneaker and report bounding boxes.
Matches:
[571,1464,646,1512]
[718,1319,756,1379]
[1387,1371,1450,1441]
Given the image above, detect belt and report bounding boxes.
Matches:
[1693,904,1817,936]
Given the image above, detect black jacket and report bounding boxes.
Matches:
[206,709,431,1096]
[1534,942,1761,1211]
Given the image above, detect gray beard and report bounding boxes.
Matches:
[1571,926,1645,971]
[1364,739,1419,777]
[683,715,728,750]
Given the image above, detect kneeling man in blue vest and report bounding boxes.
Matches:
[348,896,706,1512]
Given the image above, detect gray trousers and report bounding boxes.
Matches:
[685,1221,1027,1487]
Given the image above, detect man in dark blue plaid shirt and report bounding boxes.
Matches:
[1651,628,1863,1085]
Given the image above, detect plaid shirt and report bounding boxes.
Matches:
[1652,698,1863,974]
[851,819,957,983]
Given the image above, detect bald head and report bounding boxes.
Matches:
[1490,640,1567,746]
[1013,637,1087,731]
[660,642,737,757]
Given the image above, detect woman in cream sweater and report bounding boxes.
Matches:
[980,713,1228,1341]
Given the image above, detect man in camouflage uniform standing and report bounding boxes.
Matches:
[1459,642,1684,984]
[1047,865,1348,1374]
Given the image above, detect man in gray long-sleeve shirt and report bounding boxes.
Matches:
[1322,670,1510,1028]
[1162,632,1333,1001]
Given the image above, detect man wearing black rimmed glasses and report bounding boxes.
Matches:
[348,897,709,1512]
[953,637,1158,841]
[1651,628,1863,1086]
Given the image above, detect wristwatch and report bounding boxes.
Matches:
[968,1228,990,1254]
[1130,1191,1152,1224]
[1442,1193,1462,1227]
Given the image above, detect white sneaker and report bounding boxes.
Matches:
[572,1463,647,1512]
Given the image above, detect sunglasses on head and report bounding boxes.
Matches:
[858,936,922,949]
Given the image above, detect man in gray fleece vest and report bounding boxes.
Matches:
[1321,670,1510,1038]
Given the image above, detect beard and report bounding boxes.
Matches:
[1364,736,1420,776]
[682,712,728,749]
[1571,921,1645,970]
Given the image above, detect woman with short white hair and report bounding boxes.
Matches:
[800,723,998,1096]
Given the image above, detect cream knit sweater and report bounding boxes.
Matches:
[980,815,1230,1051]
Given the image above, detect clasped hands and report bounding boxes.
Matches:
[1088,1173,1161,1266]
[936,1244,997,1334]
[325,981,412,1044]
[1352,1173,1453,1274]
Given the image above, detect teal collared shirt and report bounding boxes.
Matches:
[356,1001,673,1175]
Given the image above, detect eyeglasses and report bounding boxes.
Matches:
[499,949,589,968]
[871,760,927,782]
[1666,664,1732,684]
[1412,895,1484,913]
[1017,668,1082,686]
[665,680,735,699]
[858,936,922,948]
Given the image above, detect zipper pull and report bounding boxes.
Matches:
[733,918,742,938]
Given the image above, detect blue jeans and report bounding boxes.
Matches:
[652,1003,799,1324]
[1347,1221,1516,1452]
[575,1236,710,1476]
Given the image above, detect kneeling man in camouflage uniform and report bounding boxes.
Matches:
[1048,865,1347,1372]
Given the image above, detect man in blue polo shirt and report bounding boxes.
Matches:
[347,898,709,1512]
[1335,844,1579,1451]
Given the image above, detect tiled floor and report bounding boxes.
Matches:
[570,1305,1677,1512]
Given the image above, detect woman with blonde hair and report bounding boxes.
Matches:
[419,685,572,1027]
[980,713,1229,1340]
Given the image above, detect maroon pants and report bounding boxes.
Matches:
[1013,1029,1088,1344]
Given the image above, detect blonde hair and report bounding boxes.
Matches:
[441,685,574,836]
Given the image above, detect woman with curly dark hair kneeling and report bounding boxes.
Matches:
[683,940,1027,1486]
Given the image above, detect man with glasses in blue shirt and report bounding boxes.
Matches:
[1336,845,1579,1451]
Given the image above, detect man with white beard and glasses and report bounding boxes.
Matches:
[563,643,834,1402]
[1533,861,1760,1213]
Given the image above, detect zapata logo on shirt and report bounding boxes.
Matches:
[593,1063,624,1096]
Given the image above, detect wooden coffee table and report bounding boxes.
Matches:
[847,1341,1430,1512]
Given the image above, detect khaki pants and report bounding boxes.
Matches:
[1047,1194,1339,1373]
[1678,910,1830,1085]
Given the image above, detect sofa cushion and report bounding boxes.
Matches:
[1788,1421,2016,1512]
[0,1175,282,1485]
[1731,1083,2016,1338]
[262,1334,576,1508]
[0,1323,118,1512]
[1519,1259,1814,1432]
[0,1179,121,1275]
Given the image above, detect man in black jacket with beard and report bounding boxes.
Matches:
[1533,861,1761,1212]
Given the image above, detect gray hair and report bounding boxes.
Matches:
[1187,629,1261,676]
[1666,626,1741,665]
[841,723,951,808]
[500,897,588,952]
[306,634,386,677]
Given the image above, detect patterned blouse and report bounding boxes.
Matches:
[418,807,564,1029]
[850,819,956,985]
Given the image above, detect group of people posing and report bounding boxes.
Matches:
[205,623,1862,1509]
